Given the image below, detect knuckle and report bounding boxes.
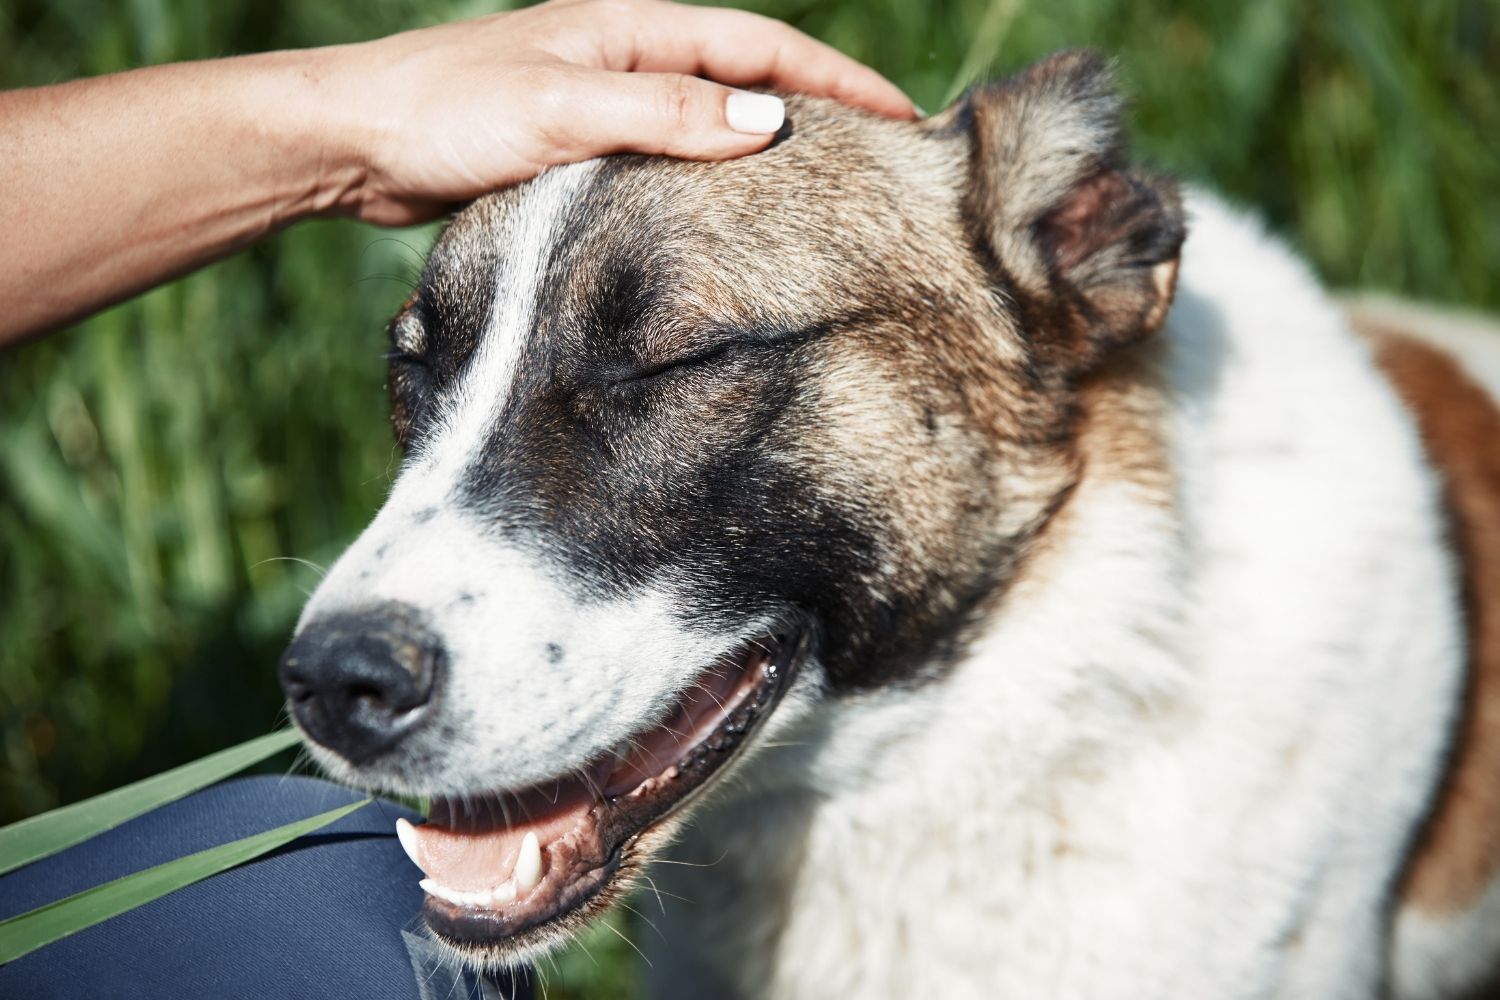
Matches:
[521,68,582,148]
[657,75,699,130]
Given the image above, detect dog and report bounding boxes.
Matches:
[278,51,1500,999]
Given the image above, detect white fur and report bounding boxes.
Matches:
[415,162,597,480]
[644,192,1468,999]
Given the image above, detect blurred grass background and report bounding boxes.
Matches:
[0,0,1495,995]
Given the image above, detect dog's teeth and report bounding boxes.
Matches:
[395,818,422,869]
[418,873,518,909]
[515,831,543,891]
[420,879,462,906]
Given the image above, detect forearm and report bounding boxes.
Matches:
[0,52,352,344]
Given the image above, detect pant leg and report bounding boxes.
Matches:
[0,775,532,1000]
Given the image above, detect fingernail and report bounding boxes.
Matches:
[726,92,785,134]
[913,104,928,118]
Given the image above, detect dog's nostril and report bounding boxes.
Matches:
[351,686,381,706]
[278,602,443,764]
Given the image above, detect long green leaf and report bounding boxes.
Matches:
[0,798,369,964]
[0,729,301,877]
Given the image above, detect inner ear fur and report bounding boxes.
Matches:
[958,50,1186,374]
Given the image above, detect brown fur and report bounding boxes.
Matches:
[957,51,1184,375]
[1363,321,1500,915]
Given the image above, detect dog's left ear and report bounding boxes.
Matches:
[951,50,1186,374]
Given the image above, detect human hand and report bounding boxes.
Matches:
[308,0,918,225]
[0,0,913,342]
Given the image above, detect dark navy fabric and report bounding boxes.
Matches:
[0,775,532,999]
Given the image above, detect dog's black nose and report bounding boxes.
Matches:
[279,603,442,764]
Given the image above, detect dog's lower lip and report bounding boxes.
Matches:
[400,630,804,953]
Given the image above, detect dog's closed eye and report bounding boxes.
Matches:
[614,339,756,384]
[384,347,431,371]
[611,322,830,387]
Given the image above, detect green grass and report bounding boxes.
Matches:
[1,0,1496,995]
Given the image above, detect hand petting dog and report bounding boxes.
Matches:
[0,0,915,344]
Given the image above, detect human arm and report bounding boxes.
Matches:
[0,0,915,345]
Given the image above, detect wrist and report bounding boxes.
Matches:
[244,45,374,225]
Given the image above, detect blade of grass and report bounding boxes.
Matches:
[0,729,300,877]
[943,0,1023,107]
[0,797,369,964]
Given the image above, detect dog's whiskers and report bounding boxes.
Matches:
[600,917,652,969]
[688,680,730,713]
[616,899,667,941]
[249,554,329,578]
[634,872,690,912]
[649,848,730,869]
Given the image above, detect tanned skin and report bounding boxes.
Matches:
[0,0,915,345]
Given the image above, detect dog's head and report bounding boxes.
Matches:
[279,51,1183,965]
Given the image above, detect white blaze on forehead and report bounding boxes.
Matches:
[306,161,602,627]
[411,160,601,496]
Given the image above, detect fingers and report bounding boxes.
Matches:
[669,6,916,118]
[533,68,788,163]
[580,0,917,120]
[341,0,918,219]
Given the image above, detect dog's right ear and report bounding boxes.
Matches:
[944,51,1186,375]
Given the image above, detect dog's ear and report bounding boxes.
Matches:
[953,51,1186,374]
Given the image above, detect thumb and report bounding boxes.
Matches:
[540,69,787,162]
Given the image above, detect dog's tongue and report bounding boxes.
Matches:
[398,819,524,891]
[396,778,596,893]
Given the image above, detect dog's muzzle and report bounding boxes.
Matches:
[278,602,442,764]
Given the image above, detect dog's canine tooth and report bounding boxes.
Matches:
[515,831,543,892]
[395,818,421,869]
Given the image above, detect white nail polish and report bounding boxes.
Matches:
[726,92,786,135]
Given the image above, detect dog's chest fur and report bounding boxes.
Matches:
[643,193,1472,1000]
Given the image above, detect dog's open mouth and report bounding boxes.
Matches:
[394,629,805,953]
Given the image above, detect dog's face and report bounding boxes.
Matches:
[279,52,1183,965]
